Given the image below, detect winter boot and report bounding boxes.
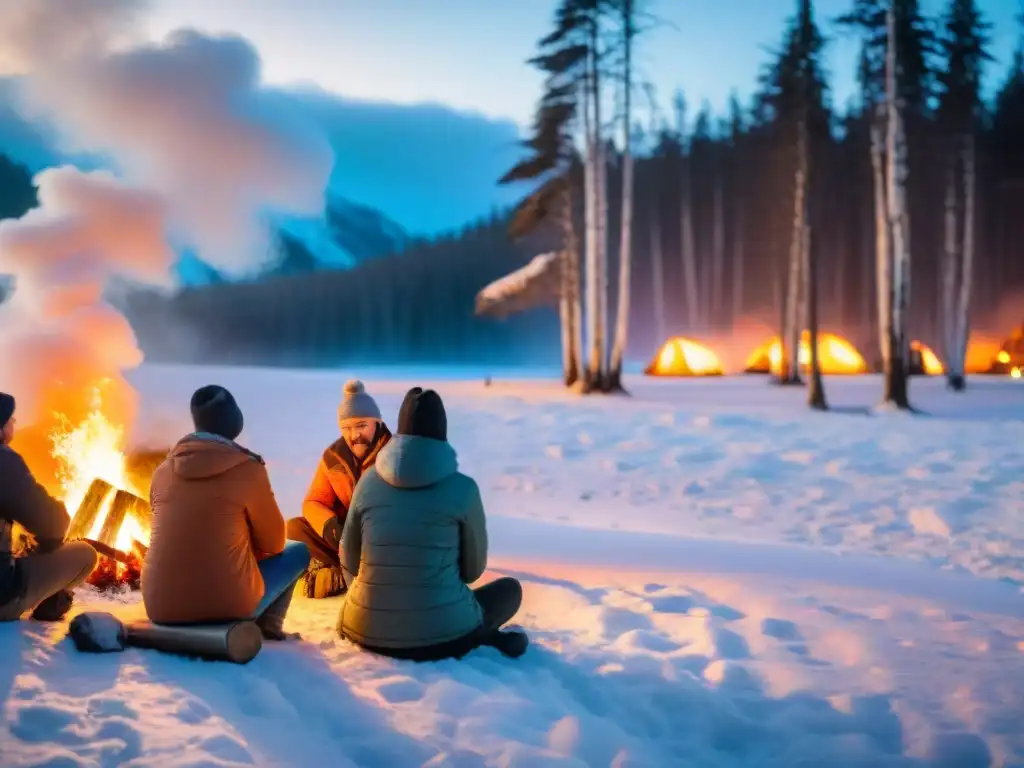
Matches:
[301,559,326,598]
[483,627,529,659]
[32,589,74,622]
[313,566,345,599]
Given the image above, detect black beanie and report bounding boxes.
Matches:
[397,387,447,441]
[190,385,244,441]
[0,392,13,430]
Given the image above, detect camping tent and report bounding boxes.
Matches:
[645,337,723,376]
[744,331,868,375]
[987,325,1024,377]
[910,341,944,375]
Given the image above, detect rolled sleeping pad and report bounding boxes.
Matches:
[124,619,263,664]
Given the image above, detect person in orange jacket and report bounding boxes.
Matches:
[286,380,390,599]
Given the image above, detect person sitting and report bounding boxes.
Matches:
[286,380,391,599]
[337,387,527,660]
[142,385,309,640]
[0,393,98,622]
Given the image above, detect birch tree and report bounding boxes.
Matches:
[608,0,636,392]
[936,0,990,390]
[496,2,592,386]
[644,86,667,345]
[882,2,912,408]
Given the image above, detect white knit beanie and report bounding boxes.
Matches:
[337,380,382,426]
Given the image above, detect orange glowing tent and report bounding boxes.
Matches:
[910,341,944,375]
[744,331,868,375]
[987,325,1024,377]
[645,337,724,377]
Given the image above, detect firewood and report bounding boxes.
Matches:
[66,479,114,541]
[130,496,153,531]
[96,489,141,547]
[125,620,263,664]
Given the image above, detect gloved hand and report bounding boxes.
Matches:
[322,517,342,551]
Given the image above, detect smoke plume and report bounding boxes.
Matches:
[0,0,334,489]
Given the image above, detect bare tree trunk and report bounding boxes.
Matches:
[806,220,827,409]
[941,156,959,384]
[650,192,665,343]
[782,141,806,386]
[609,0,634,392]
[950,133,976,391]
[871,111,891,380]
[861,193,874,362]
[561,186,581,386]
[731,199,744,325]
[712,175,725,330]
[675,99,700,331]
[883,4,911,409]
[581,50,599,390]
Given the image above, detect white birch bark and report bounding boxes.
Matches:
[609,0,634,383]
[871,110,891,372]
[581,61,598,382]
[883,3,911,406]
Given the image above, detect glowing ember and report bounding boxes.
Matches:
[47,383,148,582]
[648,337,723,376]
[1012,367,1021,379]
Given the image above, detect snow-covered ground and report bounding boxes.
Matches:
[2,366,1023,767]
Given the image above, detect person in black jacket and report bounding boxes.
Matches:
[0,393,97,621]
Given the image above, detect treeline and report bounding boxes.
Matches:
[124,1,1024,369]
[120,216,562,367]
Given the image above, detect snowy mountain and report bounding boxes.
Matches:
[174,192,411,285]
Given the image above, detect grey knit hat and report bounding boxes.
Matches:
[337,380,382,426]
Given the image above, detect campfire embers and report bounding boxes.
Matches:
[67,477,153,592]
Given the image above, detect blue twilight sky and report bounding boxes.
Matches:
[147,0,1022,127]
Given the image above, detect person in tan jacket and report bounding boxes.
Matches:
[142,385,309,640]
[286,380,390,599]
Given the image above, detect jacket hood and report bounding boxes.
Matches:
[374,434,457,489]
[168,432,263,480]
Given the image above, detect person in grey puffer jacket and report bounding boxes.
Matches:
[338,387,527,660]
[0,393,98,622]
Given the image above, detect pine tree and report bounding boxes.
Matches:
[756,0,829,386]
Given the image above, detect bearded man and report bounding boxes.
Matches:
[286,380,391,598]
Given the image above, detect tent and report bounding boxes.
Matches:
[645,337,724,377]
[910,341,944,375]
[744,331,868,375]
[987,325,1024,377]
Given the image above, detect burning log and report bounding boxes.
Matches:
[66,478,114,541]
[124,620,263,664]
[96,489,145,548]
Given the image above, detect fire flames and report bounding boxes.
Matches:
[50,397,147,554]
[31,383,152,588]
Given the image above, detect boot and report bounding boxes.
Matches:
[312,566,345,599]
[483,628,529,659]
[32,589,74,622]
[256,586,298,641]
[301,559,325,598]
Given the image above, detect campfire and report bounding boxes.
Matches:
[43,387,164,592]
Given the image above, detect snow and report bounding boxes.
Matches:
[3,367,1024,766]
[475,252,561,318]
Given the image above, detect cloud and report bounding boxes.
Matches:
[282,88,526,235]
[0,79,525,239]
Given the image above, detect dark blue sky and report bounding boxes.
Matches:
[148,0,1023,126]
